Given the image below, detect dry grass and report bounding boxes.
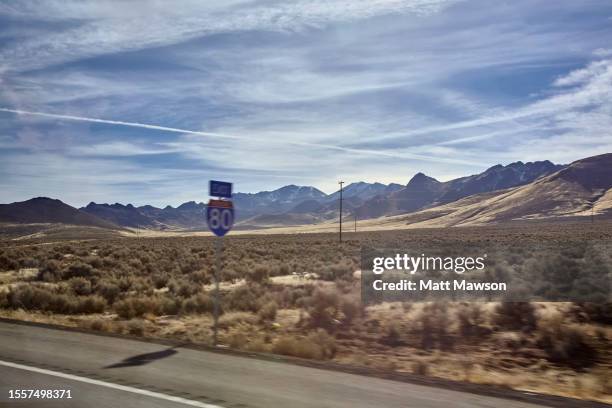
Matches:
[0,223,611,403]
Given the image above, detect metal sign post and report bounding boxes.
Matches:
[213,236,222,346]
[206,181,234,347]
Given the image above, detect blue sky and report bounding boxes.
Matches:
[1,0,611,207]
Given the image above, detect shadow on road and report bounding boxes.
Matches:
[104,347,178,369]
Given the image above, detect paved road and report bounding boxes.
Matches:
[0,321,601,408]
[1,364,202,408]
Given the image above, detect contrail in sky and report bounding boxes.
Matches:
[0,108,243,140]
[0,107,479,166]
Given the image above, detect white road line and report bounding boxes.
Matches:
[0,359,223,408]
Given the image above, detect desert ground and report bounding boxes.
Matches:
[0,222,610,403]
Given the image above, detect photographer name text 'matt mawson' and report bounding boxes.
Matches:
[372,278,507,292]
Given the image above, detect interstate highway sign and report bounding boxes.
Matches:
[209,180,232,198]
[206,199,234,237]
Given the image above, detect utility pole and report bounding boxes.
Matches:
[338,181,344,242]
[354,213,357,232]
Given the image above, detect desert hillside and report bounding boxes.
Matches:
[391,153,612,228]
[0,197,117,229]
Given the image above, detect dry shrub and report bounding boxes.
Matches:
[114,297,159,319]
[69,277,92,296]
[493,302,537,332]
[189,270,210,285]
[277,264,290,276]
[273,336,312,358]
[89,318,112,332]
[84,256,102,269]
[226,331,248,350]
[77,295,107,314]
[457,304,487,338]
[20,288,73,313]
[258,300,278,322]
[218,312,257,329]
[318,263,353,282]
[96,281,120,304]
[572,302,612,325]
[0,291,8,308]
[62,262,95,279]
[492,331,526,351]
[277,286,313,309]
[152,273,170,289]
[158,297,181,315]
[536,317,597,369]
[176,281,198,297]
[272,329,336,360]
[0,253,19,271]
[308,329,337,358]
[380,321,403,347]
[226,283,264,312]
[340,295,361,325]
[6,285,106,314]
[127,319,145,336]
[414,303,454,350]
[412,360,429,375]
[306,288,340,330]
[37,260,61,282]
[114,298,136,319]
[182,293,214,314]
[247,266,269,284]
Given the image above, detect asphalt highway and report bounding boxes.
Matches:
[0,321,604,408]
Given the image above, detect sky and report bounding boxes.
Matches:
[1,0,611,207]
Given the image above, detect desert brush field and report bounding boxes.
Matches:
[0,222,610,403]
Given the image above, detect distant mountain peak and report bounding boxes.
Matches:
[26,197,62,205]
[0,197,117,229]
[138,204,159,210]
[327,181,394,202]
[485,164,504,171]
[508,160,525,167]
[177,201,204,210]
[407,172,440,186]
[551,153,612,190]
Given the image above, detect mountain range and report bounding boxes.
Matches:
[388,153,612,227]
[238,159,565,227]
[355,160,565,220]
[0,197,117,229]
[1,154,610,233]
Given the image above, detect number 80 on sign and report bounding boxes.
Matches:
[206,199,234,236]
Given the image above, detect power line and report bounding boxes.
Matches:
[338,181,344,242]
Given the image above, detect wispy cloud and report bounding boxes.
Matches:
[1,0,611,206]
[359,55,612,147]
[0,108,480,166]
[0,0,458,72]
